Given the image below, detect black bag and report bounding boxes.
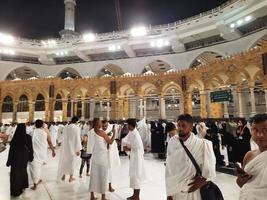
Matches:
[179,139,224,200]
[81,149,91,159]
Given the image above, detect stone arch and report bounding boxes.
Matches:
[161,82,183,95]
[97,64,125,77]
[15,90,33,102]
[119,84,136,96]
[5,66,40,80]
[32,90,49,103]
[140,83,158,96]
[57,67,82,79]
[94,86,110,97]
[142,60,172,73]
[55,89,69,101]
[247,33,267,49]
[189,51,224,69]
[17,94,29,112]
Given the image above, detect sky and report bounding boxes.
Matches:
[0,0,228,39]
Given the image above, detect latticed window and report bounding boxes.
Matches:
[35,94,45,111]
[77,97,82,118]
[17,95,29,112]
[55,94,62,111]
[67,96,72,117]
[2,96,13,112]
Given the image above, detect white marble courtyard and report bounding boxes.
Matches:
[0,147,240,200]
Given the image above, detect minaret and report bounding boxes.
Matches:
[64,0,76,31]
[60,0,79,38]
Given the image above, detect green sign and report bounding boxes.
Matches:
[210,90,232,103]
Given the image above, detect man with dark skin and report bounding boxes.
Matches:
[123,118,145,200]
[166,114,216,200]
[101,120,115,192]
[237,114,267,200]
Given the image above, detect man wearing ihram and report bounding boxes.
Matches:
[237,114,267,200]
[165,114,217,200]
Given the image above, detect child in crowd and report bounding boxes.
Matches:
[79,134,91,178]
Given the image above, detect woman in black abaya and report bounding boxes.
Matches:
[6,123,34,197]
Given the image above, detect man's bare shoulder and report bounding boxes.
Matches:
[243,150,260,167]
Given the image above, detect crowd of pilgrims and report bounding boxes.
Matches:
[1,118,257,167]
[0,114,266,200]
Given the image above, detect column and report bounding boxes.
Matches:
[62,100,68,121]
[237,88,244,118]
[206,90,211,118]
[70,100,74,117]
[0,101,2,123]
[183,92,192,115]
[179,97,184,115]
[232,86,239,117]
[199,90,207,118]
[123,99,129,119]
[28,101,35,122]
[139,99,143,119]
[81,99,85,121]
[223,101,229,118]
[100,100,103,112]
[45,101,49,122]
[89,99,95,120]
[143,98,147,119]
[73,100,78,117]
[107,102,110,120]
[49,98,55,122]
[129,99,137,118]
[12,102,18,123]
[160,97,166,119]
[265,89,267,113]
[250,87,257,116]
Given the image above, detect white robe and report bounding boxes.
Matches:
[165,133,216,200]
[239,150,267,200]
[89,131,110,194]
[122,128,146,189]
[137,119,150,151]
[57,124,64,144]
[81,124,89,137]
[86,129,95,155]
[105,124,121,182]
[50,125,58,147]
[6,126,16,142]
[57,124,82,179]
[29,128,48,184]
[26,125,34,137]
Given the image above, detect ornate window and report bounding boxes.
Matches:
[35,94,45,111]
[17,95,29,112]
[55,94,62,111]
[2,96,13,112]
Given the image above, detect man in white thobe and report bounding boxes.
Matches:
[165,114,216,200]
[57,122,65,146]
[29,119,56,190]
[81,121,90,138]
[237,114,267,200]
[57,117,82,182]
[137,118,150,152]
[102,120,121,192]
[49,122,58,148]
[122,118,146,200]
[26,122,34,137]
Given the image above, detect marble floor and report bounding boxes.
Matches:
[0,147,240,200]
